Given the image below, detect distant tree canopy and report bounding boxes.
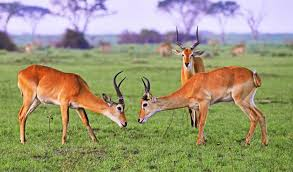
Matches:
[50,0,114,49]
[0,2,23,32]
[0,2,51,50]
[50,0,113,33]
[207,1,240,43]
[0,2,51,34]
[158,0,210,36]
[18,5,51,40]
[208,1,239,16]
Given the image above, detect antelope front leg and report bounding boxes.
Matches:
[76,108,97,142]
[196,102,208,145]
[60,104,69,144]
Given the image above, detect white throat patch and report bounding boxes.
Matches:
[142,109,161,123]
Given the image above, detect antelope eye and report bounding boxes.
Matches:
[142,103,148,107]
[181,54,184,57]
[117,106,122,111]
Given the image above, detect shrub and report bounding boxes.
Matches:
[0,31,17,51]
[57,29,91,49]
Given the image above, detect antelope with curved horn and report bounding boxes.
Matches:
[138,66,267,145]
[173,26,205,128]
[17,65,127,144]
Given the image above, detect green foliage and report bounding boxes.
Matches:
[0,45,292,171]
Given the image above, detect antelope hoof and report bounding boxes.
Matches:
[262,140,268,146]
[196,139,206,145]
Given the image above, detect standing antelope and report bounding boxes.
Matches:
[173,27,205,128]
[231,43,246,56]
[138,66,268,145]
[157,42,172,57]
[18,65,127,144]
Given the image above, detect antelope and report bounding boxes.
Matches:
[99,41,112,53]
[17,65,127,144]
[231,43,246,56]
[173,27,205,128]
[157,42,172,57]
[24,43,33,54]
[138,66,268,145]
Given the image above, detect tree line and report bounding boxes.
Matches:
[0,0,265,50]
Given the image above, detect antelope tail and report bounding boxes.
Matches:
[253,70,262,87]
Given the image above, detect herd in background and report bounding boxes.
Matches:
[0,0,278,58]
[21,35,247,58]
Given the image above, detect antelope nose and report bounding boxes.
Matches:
[138,119,143,124]
[185,63,189,67]
[122,122,127,127]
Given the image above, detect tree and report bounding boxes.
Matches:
[19,5,51,40]
[207,1,239,43]
[242,9,264,40]
[0,2,23,32]
[139,29,162,43]
[158,0,210,37]
[50,0,113,33]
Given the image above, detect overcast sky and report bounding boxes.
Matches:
[2,0,293,34]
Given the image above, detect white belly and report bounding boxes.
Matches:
[37,95,61,105]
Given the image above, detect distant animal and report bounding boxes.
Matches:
[208,39,220,56]
[24,41,42,53]
[99,41,111,53]
[17,65,127,144]
[157,42,172,57]
[138,66,267,146]
[172,26,205,128]
[231,43,246,56]
[24,43,33,54]
[208,39,220,47]
[284,40,293,49]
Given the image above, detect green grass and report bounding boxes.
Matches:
[0,45,293,171]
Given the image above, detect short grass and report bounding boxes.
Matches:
[0,44,292,171]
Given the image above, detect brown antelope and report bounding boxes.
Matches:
[231,43,246,56]
[99,41,112,53]
[24,43,33,54]
[157,42,172,57]
[18,65,127,144]
[173,27,205,128]
[138,66,268,145]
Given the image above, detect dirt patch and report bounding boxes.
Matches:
[54,147,106,157]
[257,98,289,104]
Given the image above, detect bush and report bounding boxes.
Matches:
[0,31,17,51]
[57,29,91,49]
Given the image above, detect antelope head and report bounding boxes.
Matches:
[102,71,127,127]
[173,26,204,69]
[138,77,161,124]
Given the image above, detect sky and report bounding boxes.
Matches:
[1,0,293,35]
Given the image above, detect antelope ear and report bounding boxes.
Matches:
[151,97,158,103]
[102,93,113,106]
[193,50,205,56]
[172,49,181,55]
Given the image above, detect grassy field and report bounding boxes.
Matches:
[0,44,292,171]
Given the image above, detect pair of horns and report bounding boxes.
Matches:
[176,26,200,50]
[113,71,126,104]
[141,77,150,93]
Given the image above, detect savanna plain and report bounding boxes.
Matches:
[0,44,292,171]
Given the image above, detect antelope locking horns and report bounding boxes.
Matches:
[190,26,200,50]
[113,71,126,105]
[176,27,185,50]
